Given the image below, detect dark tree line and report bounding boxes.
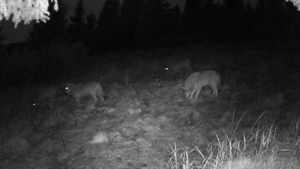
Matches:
[24,0,300,53]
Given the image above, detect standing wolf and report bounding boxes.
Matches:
[183,70,221,99]
[65,82,105,106]
[165,58,192,78]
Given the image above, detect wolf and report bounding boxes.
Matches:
[65,82,105,106]
[183,70,221,99]
[32,85,59,109]
[165,58,192,77]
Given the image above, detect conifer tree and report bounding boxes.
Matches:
[68,0,86,42]
[85,13,97,48]
[0,0,59,27]
[28,0,68,48]
[181,0,202,34]
[96,0,120,50]
[1,0,300,28]
[0,25,4,43]
[135,0,173,47]
[118,0,140,46]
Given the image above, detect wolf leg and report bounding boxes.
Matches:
[189,88,197,99]
[211,84,218,97]
[195,86,202,99]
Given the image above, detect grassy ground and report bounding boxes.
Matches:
[0,40,300,169]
